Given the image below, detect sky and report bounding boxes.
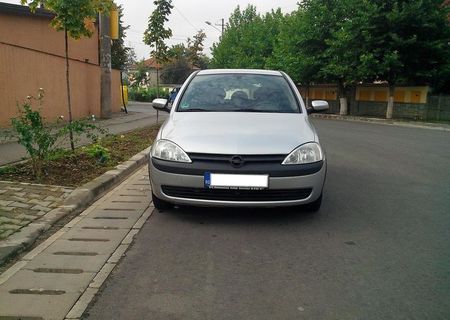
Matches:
[2,0,299,59]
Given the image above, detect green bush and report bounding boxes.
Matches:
[83,143,110,164]
[10,89,107,179]
[128,87,169,102]
[11,90,62,179]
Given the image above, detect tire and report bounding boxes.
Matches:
[303,193,322,212]
[152,192,172,211]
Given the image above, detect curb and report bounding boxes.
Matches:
[310,113,450,132]
[0,146,151,266]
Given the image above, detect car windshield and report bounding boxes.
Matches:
[177,74,301,113]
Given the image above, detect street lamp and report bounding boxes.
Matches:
[205,19,224,35]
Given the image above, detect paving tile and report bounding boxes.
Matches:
[0,216,22,225]
[16,213,37,221]
[44,239,121,255]
[0,288,82,320]
[9,202,30,209]
[27,193,42,199]
[6,196,28,202]
[28,199,52,206]
[0,230,15,239]
[14,192,27,197]
[0,200,13,206]
[44,196,61,202]
[23,253,111,273]
[97,201,148,210]
[0,269,95,293]
[59,228,130,245]
[87,208,145,221]
[31,204,52,212]
[74,216,139,229]
[0,224,22,231]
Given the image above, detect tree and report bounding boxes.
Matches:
[319,0,377,114]
[160,56,192,84]
[267,8,321,107]
[143,0,173,97]
[130,59,150,87]
[211,5,284,69]
[124,47,137,74]
[21,0,114,150]
[187,30,207,68]
[361,0,450,118]
[160,30,210,84]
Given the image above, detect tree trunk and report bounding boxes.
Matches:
[386,85,395,119]
[65,28,75,151]
[338,81,348,115]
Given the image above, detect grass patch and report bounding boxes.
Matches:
[0,125,160,187]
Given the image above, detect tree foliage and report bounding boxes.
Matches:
[211,1,450,95]
[143,0,173,63]
[130,59,150,87]
[161,31,210,84]
[211,5,284,69]
[360,0,450,89]
[111,5,132,71]
[187,30,208,68]
[21,0,113,38]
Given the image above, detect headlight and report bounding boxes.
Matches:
[151,140,191,163]
[282,142,323,165]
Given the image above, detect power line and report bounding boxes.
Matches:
[173,6,199,31]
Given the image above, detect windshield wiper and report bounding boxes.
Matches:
[180,108,212,112]
[231,108,279,113]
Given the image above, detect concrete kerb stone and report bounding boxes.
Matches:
[310,113,450,132]
[0,146,151,266]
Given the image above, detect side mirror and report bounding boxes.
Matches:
[152,98,170,113]
[308,100,329,114]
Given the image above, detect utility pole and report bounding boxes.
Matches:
[100,13,112,119]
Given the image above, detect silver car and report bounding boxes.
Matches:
[149,69,328,211]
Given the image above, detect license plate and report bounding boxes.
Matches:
[204,173,269,189]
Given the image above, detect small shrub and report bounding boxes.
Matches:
[11,89,63,179]
[10,89,107,179]
[128,86,168,102]
[84,143,110,164]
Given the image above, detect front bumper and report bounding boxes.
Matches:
[149,157,326,208]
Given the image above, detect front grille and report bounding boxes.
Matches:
[188,153,286,165]
[161,185,312,202]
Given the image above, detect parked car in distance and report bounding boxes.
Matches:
[149,69,328,211]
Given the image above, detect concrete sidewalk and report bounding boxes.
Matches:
[310,113,450,131]
[0,166,153,320]
[0,102,167,166]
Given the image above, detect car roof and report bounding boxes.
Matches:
[197,69,283,76]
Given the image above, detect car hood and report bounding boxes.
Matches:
[161,112,316,155]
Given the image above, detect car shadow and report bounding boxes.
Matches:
[159,204,319,226]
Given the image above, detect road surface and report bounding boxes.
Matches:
[85,119,450,320]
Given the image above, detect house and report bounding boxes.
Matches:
[0,2,122,127]
[129,57,163,87]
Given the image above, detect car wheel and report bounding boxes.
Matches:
[303,193,322,212]
[152,192,172,211]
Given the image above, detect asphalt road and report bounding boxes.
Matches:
[85,119,450,320]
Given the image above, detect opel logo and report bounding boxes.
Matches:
[230,155,244,168]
